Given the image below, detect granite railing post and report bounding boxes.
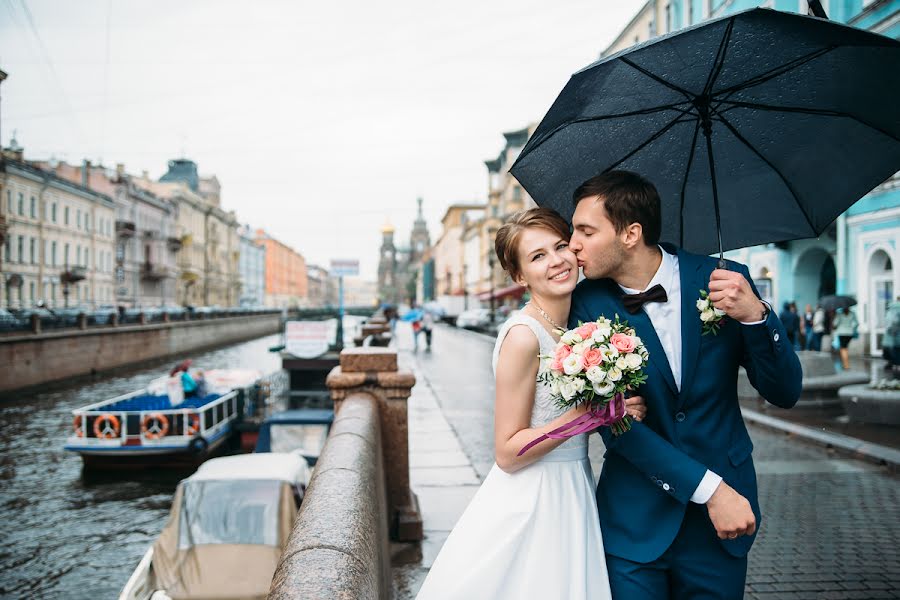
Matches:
[326,347,423,542]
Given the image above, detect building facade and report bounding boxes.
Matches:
[1,151,116,309]
[256,229,308,308]
[431,204,485,310]
[606,0,900,354]
[238,225,266,306]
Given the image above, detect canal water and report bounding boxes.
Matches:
[0,323,360,599]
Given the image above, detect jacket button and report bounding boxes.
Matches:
[773,332,780,342]
[663,483,670,491]
[675,412,686,422]
[657,479,663,486]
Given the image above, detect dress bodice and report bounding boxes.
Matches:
[492,314,587,452]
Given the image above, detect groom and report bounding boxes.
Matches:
[567,171,802,599]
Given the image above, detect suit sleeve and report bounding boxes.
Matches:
[736,264,802,409]
[597,424,708,504]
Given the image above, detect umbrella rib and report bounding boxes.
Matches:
[701,18,735,99]
[714,114,818,236]
[618,57,695,101]
[679,119,702,248]
[604,114,696,174]
[718,100,900,143]
[714,46,836,100]
[513,103,692,164]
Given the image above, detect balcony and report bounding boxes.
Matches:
[116,220,136,237]
[141,262,172,281]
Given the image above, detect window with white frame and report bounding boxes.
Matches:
[30,238,36,264]
[17,236,23,264]
[18,192,24,215]
[30,197,36,218]
[65,206,70,226]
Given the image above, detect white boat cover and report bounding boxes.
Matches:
[150,453,308,599]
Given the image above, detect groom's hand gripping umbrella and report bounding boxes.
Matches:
[510,8,900,261]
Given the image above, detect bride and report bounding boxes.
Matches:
[415,208,647,599]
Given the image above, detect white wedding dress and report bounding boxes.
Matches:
[415,314,612,600]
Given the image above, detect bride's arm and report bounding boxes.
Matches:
[493,325,590,474]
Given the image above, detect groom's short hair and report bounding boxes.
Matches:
[573,170,661,246]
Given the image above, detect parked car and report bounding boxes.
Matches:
[0,308,22,331]
[456,308,492,330]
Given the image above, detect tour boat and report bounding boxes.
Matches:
[119,452,311,600]
[65,369,271,469]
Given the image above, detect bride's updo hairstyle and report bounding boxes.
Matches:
[494,208,571,282]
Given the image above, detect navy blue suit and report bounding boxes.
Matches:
[569,246,802,599]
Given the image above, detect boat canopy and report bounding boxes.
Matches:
[191,452,310,483]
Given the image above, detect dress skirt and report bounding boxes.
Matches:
[415,445,612,600]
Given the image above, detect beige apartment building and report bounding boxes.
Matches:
[432,204,485,302]
[1,152,116,309]
[135,159,240,307]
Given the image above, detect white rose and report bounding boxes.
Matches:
[562,353,585,375]
[607,367,623,382]
[585,365,606,383]
[700,309,716,322]
[560,380,578,400]
[571,341,587,355]
[625,352,644,370]
[593,380,615,396]
[615,356,628,370]
[696,298,707,311]
[591,329,607,344]
[561,330,583,345]
[600,344,619,361]
[713,307,727,318]
[572,378,586,393]
[549,377,561,395]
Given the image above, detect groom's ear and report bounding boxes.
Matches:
[621,222,644,249]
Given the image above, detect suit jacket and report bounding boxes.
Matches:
[569,245,802,563]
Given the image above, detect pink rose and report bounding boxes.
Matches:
[549,358,564,373]
[554,344,573,361]
[575,322,598,339]
[582,346,603,368]
[610,333,636,354]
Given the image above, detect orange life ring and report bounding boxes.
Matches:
[186,413,200,436]
[142,413,170,439]
[93,414,121,439]
[73,415,85,437]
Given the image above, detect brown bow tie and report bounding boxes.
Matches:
[622,284,668,314]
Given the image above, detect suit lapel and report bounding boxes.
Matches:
[678,248,706,407]
[600,279,678,398]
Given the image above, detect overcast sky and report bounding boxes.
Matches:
[0,0,643,280]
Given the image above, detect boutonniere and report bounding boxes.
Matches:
[696,290,727,336]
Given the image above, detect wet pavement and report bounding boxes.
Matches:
[392,322,900,599]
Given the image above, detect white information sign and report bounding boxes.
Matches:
[330,259,359,277]
[285,320,332,358]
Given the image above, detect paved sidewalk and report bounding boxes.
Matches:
[391,323,900,599]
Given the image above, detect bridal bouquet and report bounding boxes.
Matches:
[518,316,648,456]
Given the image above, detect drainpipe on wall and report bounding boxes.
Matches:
[836,213,847,295]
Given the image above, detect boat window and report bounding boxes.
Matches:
[270,424,329,456]
[178,480,283,549]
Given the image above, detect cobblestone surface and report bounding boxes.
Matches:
[399,323,900,598]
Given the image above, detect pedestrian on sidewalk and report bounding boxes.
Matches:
[803,303,815,350]
[832,307,859,370]
[882,297,900,378]
[780,301,800,349]
[420,309,435,351]
[811,304,826,352]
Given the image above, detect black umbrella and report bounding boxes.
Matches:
[510,8,900,261]
[819,295,856,311]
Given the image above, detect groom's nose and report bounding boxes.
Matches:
[569,234,582,253]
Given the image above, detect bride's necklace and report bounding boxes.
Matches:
[529,300,565,331]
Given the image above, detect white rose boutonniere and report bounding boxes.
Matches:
[698,289,727,335]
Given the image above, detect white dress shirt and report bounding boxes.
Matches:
[619,248,722,504]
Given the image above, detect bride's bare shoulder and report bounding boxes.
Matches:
[497,323,540,363]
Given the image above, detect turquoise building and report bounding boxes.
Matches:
[604,0,899,355]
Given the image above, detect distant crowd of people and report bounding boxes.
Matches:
[778,300,863,371]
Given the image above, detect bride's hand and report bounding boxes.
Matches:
[625,395,647,422]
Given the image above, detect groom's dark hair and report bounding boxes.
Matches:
[573,170,661,246]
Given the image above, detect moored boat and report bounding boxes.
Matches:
[65,369,269,469]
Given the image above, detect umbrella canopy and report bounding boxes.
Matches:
[400,308,424,322]
[510,8,900,257]
[819,295,857,311]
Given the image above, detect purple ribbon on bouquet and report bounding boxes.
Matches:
[516,393,628,457]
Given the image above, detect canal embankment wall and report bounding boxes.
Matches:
[0,313,282,393]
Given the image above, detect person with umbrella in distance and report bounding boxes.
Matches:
[832,306,859,371]
[883,297,900,378]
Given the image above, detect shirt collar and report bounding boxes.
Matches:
[619,246,675,296]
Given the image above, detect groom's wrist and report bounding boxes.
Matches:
[690,470,723,504]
